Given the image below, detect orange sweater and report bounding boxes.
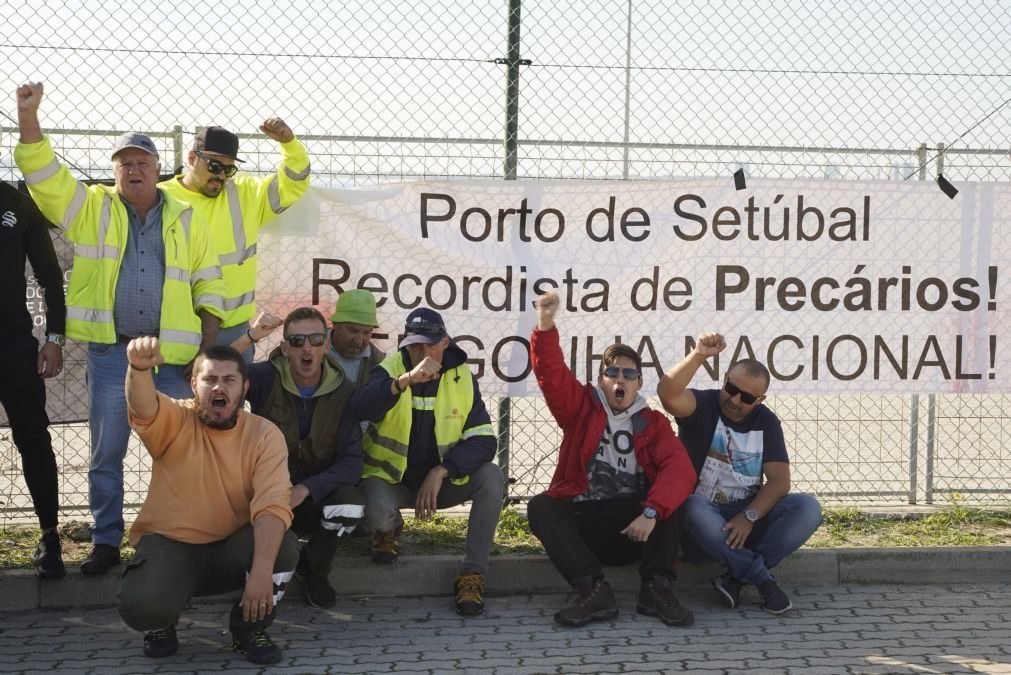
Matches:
[128,393,292,546]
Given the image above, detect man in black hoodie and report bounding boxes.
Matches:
[234,307,364,610]
[351,307,501,617]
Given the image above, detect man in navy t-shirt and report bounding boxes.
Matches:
[657,332,822,614]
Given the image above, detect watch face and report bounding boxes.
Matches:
[745,509,759,523]
[643,507,658,519]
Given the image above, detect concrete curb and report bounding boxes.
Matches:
[2,546,1008,612]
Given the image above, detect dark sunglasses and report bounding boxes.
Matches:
[724,379,761,405]
[285,332,326,348]
[602,366,640,380]
[405,319,446,336]
[196,151,238,177]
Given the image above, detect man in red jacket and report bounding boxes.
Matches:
[527,292,697,628]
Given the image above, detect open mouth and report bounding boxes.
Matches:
[211,394,228,410]
[614,386,626,402]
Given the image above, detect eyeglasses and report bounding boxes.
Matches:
[723,379,761,405]
[195,151,238,178]
[405,319,445,336]
[285,333,326,348]
[602,366,640,380]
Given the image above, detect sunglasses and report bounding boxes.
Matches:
[285,333,326,348]
[602,366,640,380]
[196,151,238,177]
[405,319,446,336]
[723,379,761,405]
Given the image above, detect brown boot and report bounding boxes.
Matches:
[554,577,618,627]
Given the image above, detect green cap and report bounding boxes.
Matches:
[329,289,378,327]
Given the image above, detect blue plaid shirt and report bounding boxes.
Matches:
[114,191,166,337]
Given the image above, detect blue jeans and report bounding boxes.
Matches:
[87,342,192,547]
[683,493,822,586]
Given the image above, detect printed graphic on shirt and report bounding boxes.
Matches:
[694,418,764,503]
[573,420,645,502]
[1,210,16,228]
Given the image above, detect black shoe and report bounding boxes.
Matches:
[34,531,66,580]
[712,573,743,609]
[295,549,337,609]
[80,544,120,575]
[143,625,178,658]
[637,577,694,627]
[232,629,282,665]
[453,572,486,616]
[554,578,619,627]
[758,579,793,614]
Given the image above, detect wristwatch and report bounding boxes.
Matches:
[46,334,66,347]
[642,506,658,519]
[744,508,760,523]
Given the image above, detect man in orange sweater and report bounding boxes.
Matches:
[118,338,298,666]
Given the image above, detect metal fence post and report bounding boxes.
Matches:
[172,125,183,174]
[906,142,929,504]
[497,0,523,501]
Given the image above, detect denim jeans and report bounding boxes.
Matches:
[87,342,192,547]
[683,493,822,586]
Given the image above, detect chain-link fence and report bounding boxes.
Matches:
[1,1,1009,525]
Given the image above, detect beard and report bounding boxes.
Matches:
[196,399,240,430]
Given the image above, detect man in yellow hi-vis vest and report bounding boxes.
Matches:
[350,308,502,617]
[15,81,226,576]
[159,121,310,359]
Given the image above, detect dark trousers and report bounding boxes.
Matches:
[119,524,299,637]
[527,493,681,586]
[0,334,58,529]
[291,484,365,578]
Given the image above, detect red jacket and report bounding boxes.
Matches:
[530,326,696,519]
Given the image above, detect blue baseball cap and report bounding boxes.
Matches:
[111,132,159,161]
[399,307,448,348]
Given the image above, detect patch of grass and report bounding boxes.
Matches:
[3,501,1009,570]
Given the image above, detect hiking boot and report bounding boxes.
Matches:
[80,543,120,575]
[232,629,282,665]
[554,578,618,627]
[453,572,486,616]
[637,577,694,627]
[371,529,400,565]
[34,531,66,580]
[712,573,743,609]
[143,625,178,658]
[758,579,793,614]
[295,549,337,609]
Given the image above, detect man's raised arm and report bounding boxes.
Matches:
[125,337,165,420]
[656,332,726,418]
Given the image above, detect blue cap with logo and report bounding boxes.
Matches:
[399,307,448,348]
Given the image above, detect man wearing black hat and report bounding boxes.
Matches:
[14,81,226,576]
[160,119,311,360]
[350,307,502,617]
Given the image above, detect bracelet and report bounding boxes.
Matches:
[246,328,260,344]
[129,364,151,372]
[393,375,406,393]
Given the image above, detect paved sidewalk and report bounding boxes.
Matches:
[1,583,1009,674]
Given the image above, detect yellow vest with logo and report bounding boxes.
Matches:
[158,139,310,328]
[14,136,226,364]
[362,352,481,486]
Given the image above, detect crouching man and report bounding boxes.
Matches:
[527,292,697,627]
[118,339,298,665]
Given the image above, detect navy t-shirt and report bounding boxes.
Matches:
[675,389,788,503]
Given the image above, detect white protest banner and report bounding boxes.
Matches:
[256,179,1007,395]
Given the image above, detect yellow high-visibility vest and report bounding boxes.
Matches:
[15,136,226,365]
[159,139,310,328]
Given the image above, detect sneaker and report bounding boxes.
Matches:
[232,629,282,665]
[295,549,337,609]
[453,572,485,616]
[143,625,178,658]
[34,531,66,580]
[80,543,120,576]
[758,579,793,614]
[554,578,619,627]
[371,529,400,565]
[637,577,694,627]
[712,573,743,609]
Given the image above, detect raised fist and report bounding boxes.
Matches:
[127,336,164,370]
[693,332,727,358]
[259,117,294,143]
[16,82,44,111]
